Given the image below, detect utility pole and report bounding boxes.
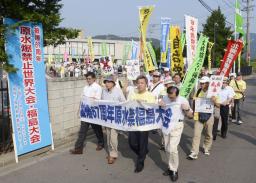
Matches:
[243,0,254,66]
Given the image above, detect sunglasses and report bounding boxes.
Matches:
[153,75,160,77]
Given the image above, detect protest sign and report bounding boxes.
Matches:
[160,17,171,63]
[207,75,224,98]
[194,98,214,113]
[126,59,140,80]
[4,18,53,161]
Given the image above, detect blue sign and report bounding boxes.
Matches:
[4,18,52,156]
[160,18,171,53]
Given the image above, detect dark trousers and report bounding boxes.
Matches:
[212,116,219,139]
[232,99,242,122]
[220,105,229,136]
[75,121,104,150]
[128,131,149,165]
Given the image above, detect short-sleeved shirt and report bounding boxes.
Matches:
[129,90,156,103]
[193,89,220,121]
[162,95,190,122]
[102,86,126,102]
[218,86,235,104]
[82,82,102,100]
[229,79,246,99]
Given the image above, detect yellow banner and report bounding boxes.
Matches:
[139,6,155,71]
[87,37,95,62]
[170,26,184,77]
[207,42,214,72]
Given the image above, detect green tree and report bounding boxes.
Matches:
[0,0,79,72]
[202,7,233,67]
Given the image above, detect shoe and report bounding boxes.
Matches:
[238,120,243,124]
[107,156,117,164]
[169,170,178,182]
[96,145,104,151]
[151,130,158,134]
[159,145,165,151]
[134,162,144,173]
[163,169,171,176]
[213,135,216,141]
[69,148,83,154]
[231,119,236,123]
[203,149,210,156]
[221,133,227,139]
[187,152,198,160]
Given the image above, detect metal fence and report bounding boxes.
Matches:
[0,79,13,154]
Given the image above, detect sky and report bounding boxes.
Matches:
[60,0,256,39]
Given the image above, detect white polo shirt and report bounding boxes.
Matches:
[218,86,235,104]
[82,82,102,100]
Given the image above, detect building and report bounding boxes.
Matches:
[44,37,138,65]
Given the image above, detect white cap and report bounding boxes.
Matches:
[199,76,210,83]
[164,78,175,85]
[163,67,170,72]
[229,73,236,77]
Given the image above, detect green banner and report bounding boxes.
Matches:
[235,0,244,35]
[101,42,108,56]
[146,42,158,68]
[180,34,209,98]
[181,32,186,52]
[122,42,131,62]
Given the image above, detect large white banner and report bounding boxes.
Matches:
[80,97,180,133]
[185,15,198,69]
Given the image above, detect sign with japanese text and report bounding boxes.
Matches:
[170,26,184,78]
[185,15,198,69]
[80,97,180,134]
[139,6,155,71]
[160,17,171,63]
[4,18,53,156]
[126,59,140,80]
[131,40,138,60]
[207,75,224,98]
[218,40,243,77]
[194,98,214,113]
[180,34,209,98]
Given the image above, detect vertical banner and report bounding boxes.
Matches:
[181,32,186,52]
[131,40,138,59]
[218,40,243,76]
[101,42,108,57]
[185,15,198,69]
[180,34,209,98]
[208,42,214,72]
[166,41,171,68]
[160,17,171,63]
[87,37,95,62]
[139,5,155,72]
[63,51,68,62]
[146,42,158,68]
[170,26,184,78]
[126,59,140,80]
[4,18,53,157]
[122,42,131,63]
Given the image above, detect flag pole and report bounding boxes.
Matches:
[233,0,237,73]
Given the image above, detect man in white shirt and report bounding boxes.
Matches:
[159,86,193,182]
[70,72,104,154]
[213,77,235,139]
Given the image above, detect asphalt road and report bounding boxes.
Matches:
[0,76,255,183]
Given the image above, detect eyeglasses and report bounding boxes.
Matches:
[86,77,93,80]
[153,75,160,77]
